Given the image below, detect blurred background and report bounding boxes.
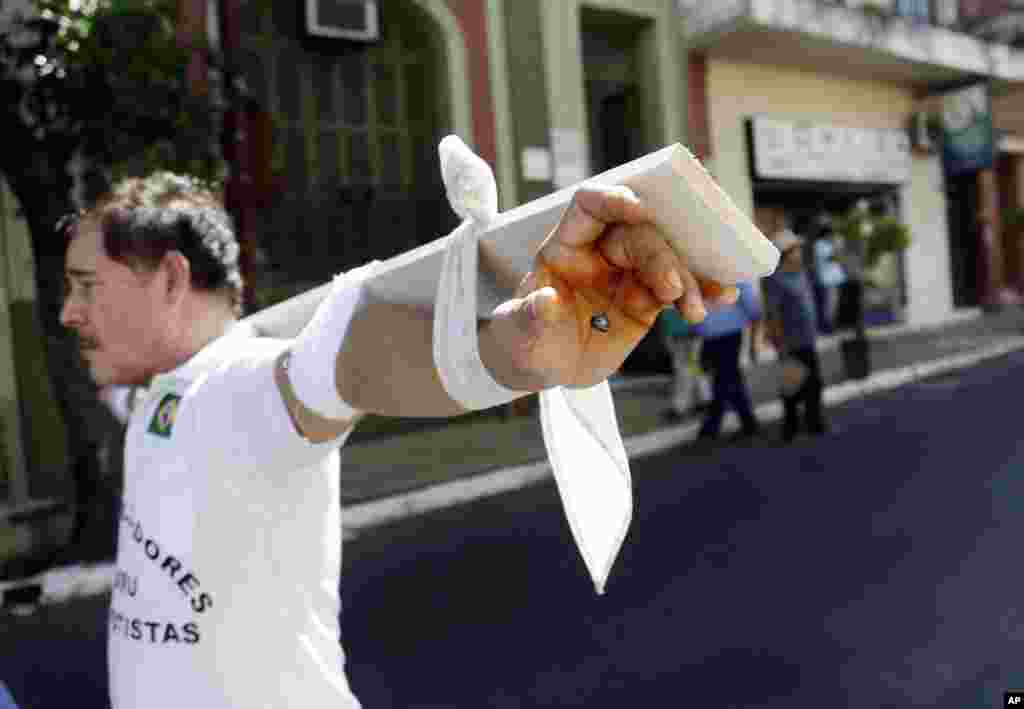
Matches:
[4,2,1024,705]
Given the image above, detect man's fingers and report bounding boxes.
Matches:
[598,222,706,312]
[544,185,651,253]
[674,267,707,323]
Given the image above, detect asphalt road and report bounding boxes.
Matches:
[5,350,1024,708]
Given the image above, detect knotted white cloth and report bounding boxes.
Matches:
[433,135,632,595]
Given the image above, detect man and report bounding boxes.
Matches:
[692,281,763,441]
[762,228,828,443]
[656,306,708,421]
[59,172,735,707]
[810,214,845,335]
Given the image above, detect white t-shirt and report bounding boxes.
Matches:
[108,325,361,708]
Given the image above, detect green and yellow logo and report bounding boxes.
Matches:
[148,394,181,438]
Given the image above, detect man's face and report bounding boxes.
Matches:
[60,219,168,387]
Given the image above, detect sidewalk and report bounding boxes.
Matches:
[338,306,1024,515]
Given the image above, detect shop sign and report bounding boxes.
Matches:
[939,82,995,177]
[750,116,911,184]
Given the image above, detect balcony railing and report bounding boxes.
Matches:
[681,0,963,35]
[682,0,1024,89]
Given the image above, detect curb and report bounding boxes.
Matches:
[0,562,115,612]
[341,335,1024,535]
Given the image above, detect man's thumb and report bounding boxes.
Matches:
[524,286,565,327]
[491,286,566,346]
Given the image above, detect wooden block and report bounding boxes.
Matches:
[244,144,778,338]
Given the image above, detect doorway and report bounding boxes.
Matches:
[581,7,666,373]
[753,181,908,330]
[945,172,980,308]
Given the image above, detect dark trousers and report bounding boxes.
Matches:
[783,345,826,438]
[698,331,758,438]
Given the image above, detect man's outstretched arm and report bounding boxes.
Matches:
[276,185,738,443]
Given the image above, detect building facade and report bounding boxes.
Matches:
[5,0,1024,526]
[683,0,1024,326]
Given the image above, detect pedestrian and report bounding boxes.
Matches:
[762,228,828,443]
[811,215,845,334]
[693,280,763,441]
[657,307,708,421]
[58,171,734,708]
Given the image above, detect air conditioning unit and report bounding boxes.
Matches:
[908,110,936,153]
[305,0,379,42]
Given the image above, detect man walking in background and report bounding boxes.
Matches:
[693,281,763,442]
[763,229,828,443]
[657,306,708,421]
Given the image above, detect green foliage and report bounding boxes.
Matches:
[837,204,911,270]
[866,216,911,268]
[1,0,226,192]
[859,1,892,20]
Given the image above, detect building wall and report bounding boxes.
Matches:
[501,0,553,204]
[706,58,954,324]
[0,177,38,505]
[706,58,916,215]
[537,0,687,185]
[0,179,26,504]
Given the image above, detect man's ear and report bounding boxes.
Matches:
[162,250,192,307]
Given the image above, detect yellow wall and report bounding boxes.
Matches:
[706,59,916,217]
[706,59,954,324]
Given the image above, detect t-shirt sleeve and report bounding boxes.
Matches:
[188,337,354,476]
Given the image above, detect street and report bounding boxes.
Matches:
[5,351,1024,708]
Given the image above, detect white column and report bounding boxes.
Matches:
[901,152,955,326]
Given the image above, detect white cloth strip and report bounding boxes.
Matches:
[433,219,524,411]
[288,262,378,421]
[433,135,632,594]
[539,382,632,595]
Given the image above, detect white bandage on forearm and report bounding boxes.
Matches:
[433,220,523,411]
[288,262,378,421]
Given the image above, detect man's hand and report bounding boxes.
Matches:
[481,185,737,391]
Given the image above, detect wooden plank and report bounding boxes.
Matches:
[244,142,779,338]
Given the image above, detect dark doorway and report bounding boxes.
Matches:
[581,11,666,374]
[946,172,980,308]
[587,83,639,174]
[753,181,907,330]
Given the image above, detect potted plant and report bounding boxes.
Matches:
[835,200,911,379]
